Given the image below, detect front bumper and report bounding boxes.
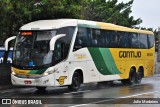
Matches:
[11,74,54,86]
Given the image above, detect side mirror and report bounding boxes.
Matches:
[5,36,16,51]
[50,34,66,51]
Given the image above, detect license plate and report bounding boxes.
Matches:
[24,80,32,84]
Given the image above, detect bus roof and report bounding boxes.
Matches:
[20,19,153,35]
[20,19,77,30]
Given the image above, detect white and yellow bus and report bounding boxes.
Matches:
[6,19,155,91]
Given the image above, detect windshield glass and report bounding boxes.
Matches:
[13,30,56,67]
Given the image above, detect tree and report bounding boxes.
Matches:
[0,0,42,42]
[0,0,82,43]
[81,0,142,27]
[0,0,143,44]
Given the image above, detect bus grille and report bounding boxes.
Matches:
[15,74,42,79]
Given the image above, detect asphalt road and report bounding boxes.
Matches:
[1,74,160,107]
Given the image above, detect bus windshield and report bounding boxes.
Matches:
[13,30,56,67]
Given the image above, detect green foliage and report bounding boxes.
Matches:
[0,0,143,44]
[81,0,142,27]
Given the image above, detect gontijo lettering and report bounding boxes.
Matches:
[119,51,141,58]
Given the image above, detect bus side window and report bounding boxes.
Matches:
[74,31,83,47]
[139,34,148,49]
[58,27,73,51]
[113,31,126,48]
[118,32,127,48]
[129,33,139,48]
[148,35,154,48]
[126,33,132,48]
[109,31,117,48]
[91,29,98,47]
[91,29,103,47]
[53,26,75,63]
[74,27,90,51]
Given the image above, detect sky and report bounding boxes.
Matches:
[117,0,160,29]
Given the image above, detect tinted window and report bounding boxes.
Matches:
[74,27,91,50]
[74,27,152,49]
[91,29,103,47]
[139,34,148,49]
[117,32,127,48]
[107,31,117,48]
[125,33,130,48]
[96,31,128,48]
[104,31,127,48]
[148,35,154,48]
[111,31,119,48]
[129,33,139,48]
[55,27,75,61]
[102,30,110,48]
[102,31,108,48]
[58,27,75,45]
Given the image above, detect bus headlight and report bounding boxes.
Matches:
[42,71,53,76]
[12,71,16,75]
[11,67,16,75]
[43,72,49,76]
[42,68,56,76]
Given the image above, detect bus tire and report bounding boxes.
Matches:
[68,72,81,91]
[121,68,136,85]
[136,68,143,84]
[36,86,46,91]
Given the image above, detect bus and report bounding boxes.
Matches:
[6,19,155,91]
[0,47,13,64]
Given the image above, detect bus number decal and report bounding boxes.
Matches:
[56,76,67,85]
[147,53,153,56]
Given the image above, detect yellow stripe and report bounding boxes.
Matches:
[12,67,30,75]
[97,22,153,35]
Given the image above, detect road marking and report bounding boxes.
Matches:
[64,90,91,95]
[119,91,159,98]
[69,91,159,107]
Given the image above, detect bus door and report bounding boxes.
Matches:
[54,41,68,86]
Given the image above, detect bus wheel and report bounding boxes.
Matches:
[68,72,81,91]
[121,68,136,85]
[128,68,136,84]
[36,86,46,91]
[136,68,143,84]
